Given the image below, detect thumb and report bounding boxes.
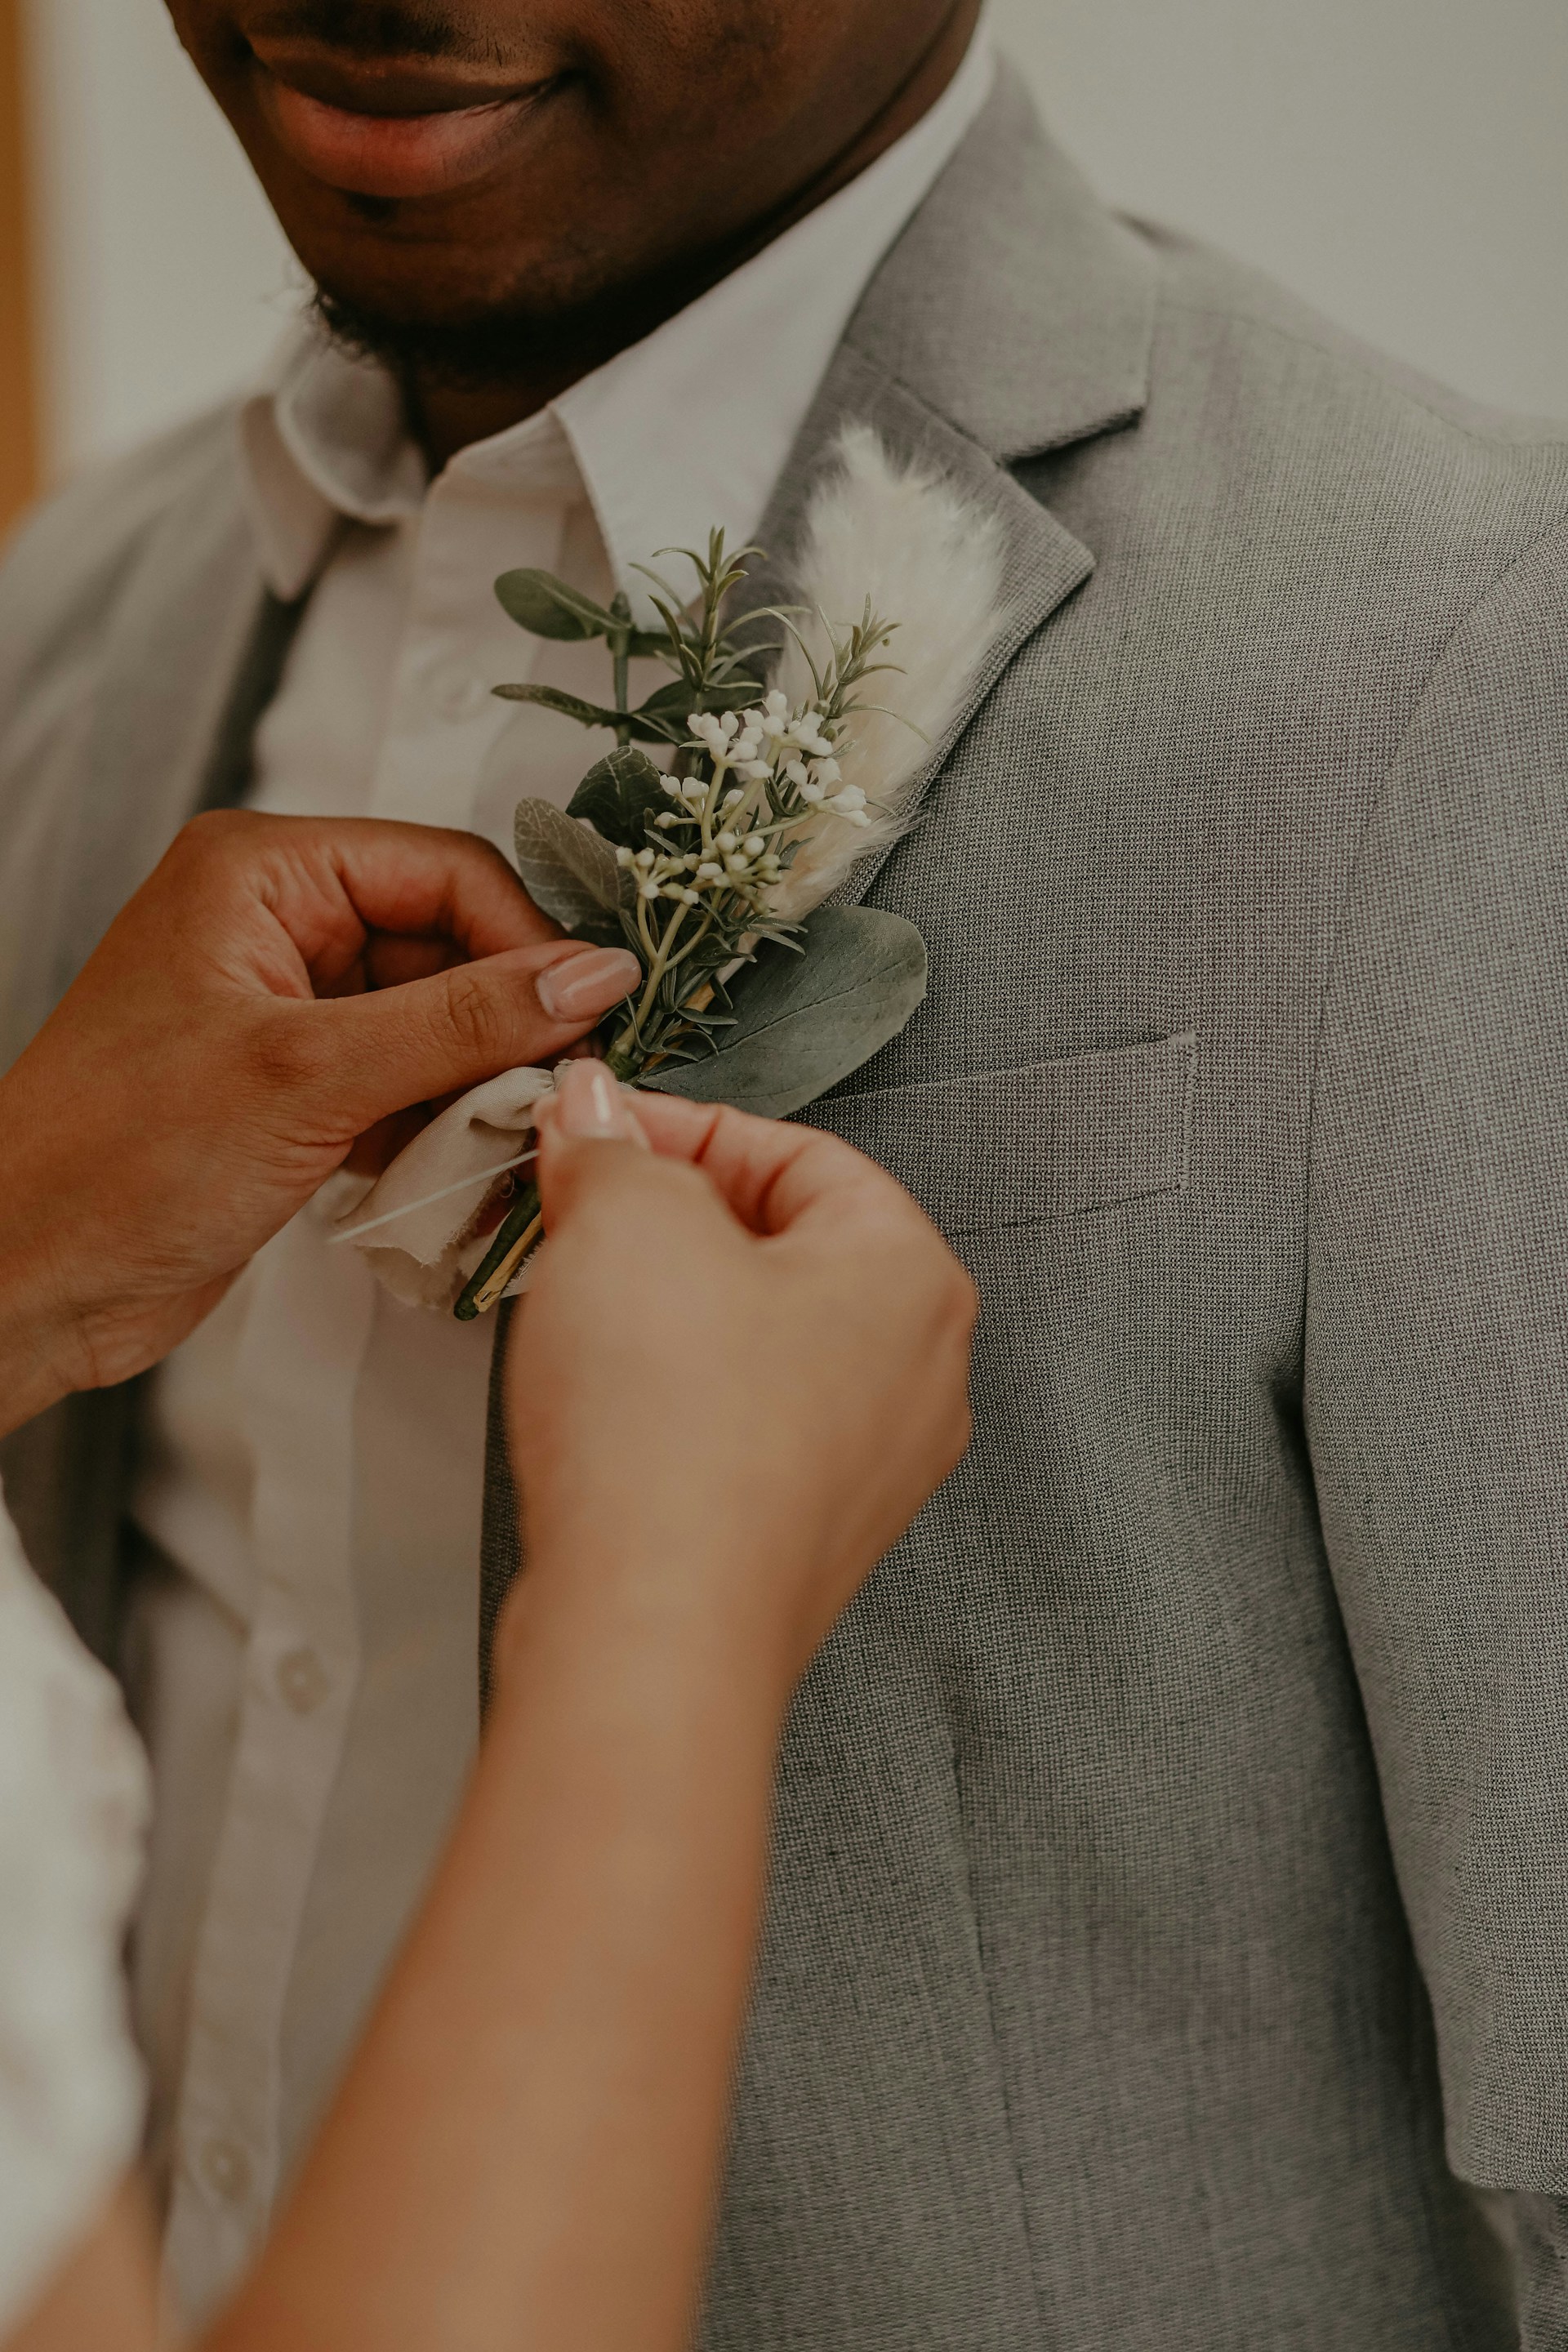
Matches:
[297,947,632,1134]
[535,1062,649,1228]
[535,1063,722,1244]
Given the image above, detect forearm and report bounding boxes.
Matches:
[210,1539,786,2352]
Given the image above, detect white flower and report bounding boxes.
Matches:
[799,781,826,805]
[828,785,866,813]
[615,845,635,866]
[716,831,738,853]
[782,760,808,786]
[723,789,745,808]
[634,847,656,869]
[655,811,679,828]
[743,833,766,857]
[695,861,723,884]
[813,757,842,785]
[764,689,789,716]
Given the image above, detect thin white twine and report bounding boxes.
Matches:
[328,1146,539,1245]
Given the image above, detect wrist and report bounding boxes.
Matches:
[490,1524,803,1730]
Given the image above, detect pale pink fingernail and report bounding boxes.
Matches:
[553,1058,636,1140]
[536,948,641,1022]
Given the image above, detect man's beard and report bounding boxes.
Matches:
[310,284,586,392]
[310,234,737,395]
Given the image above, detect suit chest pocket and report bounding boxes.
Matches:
[808,1032,1197,1237]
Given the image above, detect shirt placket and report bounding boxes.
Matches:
[161,1199,374,2321]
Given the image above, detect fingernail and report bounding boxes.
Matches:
[536,948,641,1022]
[553,1058,637,1140]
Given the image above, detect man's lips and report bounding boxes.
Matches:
[250,55,561,200]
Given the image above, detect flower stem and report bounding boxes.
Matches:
[453,1181,542,1321]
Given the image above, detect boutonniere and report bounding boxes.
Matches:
[341,428,1005,1316]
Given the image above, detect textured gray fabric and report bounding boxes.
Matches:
[0,571,298,1662]
[5,60,1568,2349]
[477,1297,520,1713]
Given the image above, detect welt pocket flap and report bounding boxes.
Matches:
[807,1033,1197,1232]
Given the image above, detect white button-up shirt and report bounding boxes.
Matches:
[126,29,995,2323]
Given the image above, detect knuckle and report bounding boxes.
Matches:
[173,806,256,865]
[440,964,513,1067]
[244,1008,330,1101]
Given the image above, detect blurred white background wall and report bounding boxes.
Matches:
[24,0,1568,483]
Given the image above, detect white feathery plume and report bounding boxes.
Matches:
[766,424,1008,917]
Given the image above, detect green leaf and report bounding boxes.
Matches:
[634,679,699,721]
[494,569,615,641]
[639,905,926,1119]
[513,798,634,941]
[492,683,679,746]
[567,746,672,849]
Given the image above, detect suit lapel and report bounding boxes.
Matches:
[57,447,273,996]
[745,345,1098,911]
[738,64,1156,913]
[16,434,296,1658]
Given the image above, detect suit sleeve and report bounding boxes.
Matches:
[1303,518,1568,2331]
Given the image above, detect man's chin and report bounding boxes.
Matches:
[310,283,573,393]
[309,230,741,395]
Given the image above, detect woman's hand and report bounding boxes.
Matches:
[0,810,640,1432]
[501,1061,978,1704]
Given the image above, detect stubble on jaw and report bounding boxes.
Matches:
[170,0,981,439]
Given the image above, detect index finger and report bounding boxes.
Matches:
[302,817,563,962]
[625,1089,920,1240]
[189,811,560,983]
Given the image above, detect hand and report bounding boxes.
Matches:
[0,810,641,1432]
[500,1062,978,1702]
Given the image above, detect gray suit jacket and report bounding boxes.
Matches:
[6,70,1568,2350]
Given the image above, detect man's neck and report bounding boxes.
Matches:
[408,2,983,472]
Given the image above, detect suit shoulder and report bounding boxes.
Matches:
[1046,221,1568,689]
[1142,223,1568,461]
[0,403,244,701]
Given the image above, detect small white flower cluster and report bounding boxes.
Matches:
[612,689,870,917]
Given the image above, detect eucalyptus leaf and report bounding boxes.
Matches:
[639,904,926,1119]
[495,568,614,641]
[568,746,671,848]
[513,798,632,938]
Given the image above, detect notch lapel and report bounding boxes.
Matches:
[9,430,300,1657]
[57,443,275,997]
[739,64,1156,911]
[742,345,1098,912]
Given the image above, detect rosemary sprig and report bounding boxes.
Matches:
[454,540,898,1320]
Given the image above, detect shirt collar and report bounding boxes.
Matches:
[240,20,996,611]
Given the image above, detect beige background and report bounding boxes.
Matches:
[22,0,1568,483]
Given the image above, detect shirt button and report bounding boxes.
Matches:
[199,2137,252,2203]
[277,1646,329,1715]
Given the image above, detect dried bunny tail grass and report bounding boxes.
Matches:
[768,423,1007,916]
